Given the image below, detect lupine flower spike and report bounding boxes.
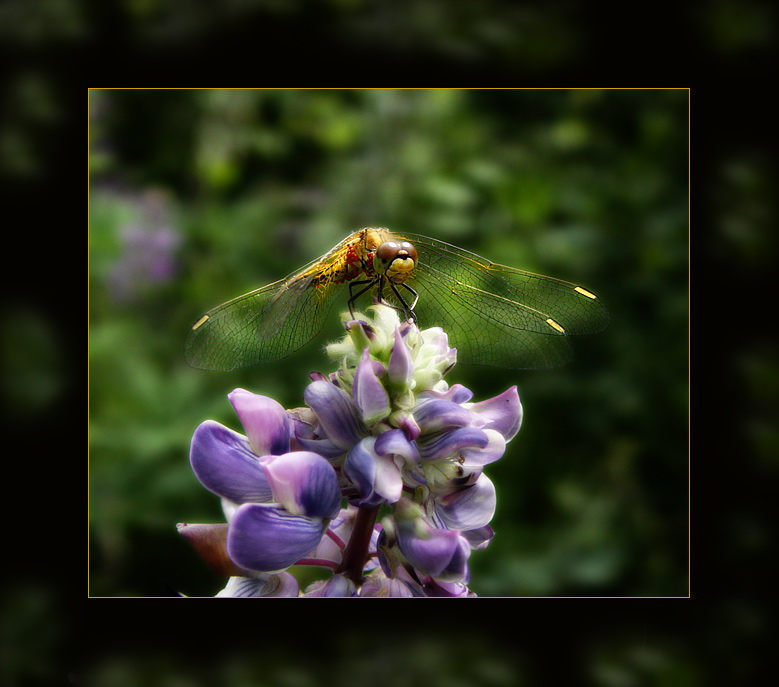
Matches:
[178,305,521,596]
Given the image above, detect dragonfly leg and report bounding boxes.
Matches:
[388,281,419,323]
[348,278,379,317]
[401,282,419,312]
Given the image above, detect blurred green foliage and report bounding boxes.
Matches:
[76,623,704,687]
[89,88,689,599]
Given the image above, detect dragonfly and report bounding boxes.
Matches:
[185,227,608,371]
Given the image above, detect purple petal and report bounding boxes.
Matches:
[460,525,494,551]
[288,406,345,459]
[413,398,472,433]
[397,521,471,582]
[373,455,403,503]
[304,574,358,597]
[227,503,326,572]
[304,380,366,450]
[417,427,488,463]
[343,439,382,508]
[423,579,473,597]
[377,428,425,486]
[260,451,342,520]
[391,410,420,441]
[420,326,451,356]
[359,575,416,597]
[228,389,291,456]
[189,421,272,503]
[419,383,474,405]
[352,346,390,425]
[468,386,522,441]
[375,429,421,463]
[434,474,497,531]
[292,435,347,460]
[344,438,403,508]
[388,326,414,389]
[307,532,344,568]
[217,573,300,597]
[460,429,506,468]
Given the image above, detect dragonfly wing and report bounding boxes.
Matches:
[407,267,574,368]
[185,272,345,370]
[402,234,609,369]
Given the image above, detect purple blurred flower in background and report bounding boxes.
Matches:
[179,305,522,596]
[106,191,181,303]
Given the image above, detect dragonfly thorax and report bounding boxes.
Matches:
[374,240,418,284]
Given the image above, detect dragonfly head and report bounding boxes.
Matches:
[375,240,418,283]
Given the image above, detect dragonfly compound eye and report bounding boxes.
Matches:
[376,241,418,265]
[375,241,399,265]
[398,241,418,262]
[376,241,418,281]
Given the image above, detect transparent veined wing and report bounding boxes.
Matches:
[398,233,609,369]
[185,261,348,371]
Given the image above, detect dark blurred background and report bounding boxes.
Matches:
[2,0,776,684]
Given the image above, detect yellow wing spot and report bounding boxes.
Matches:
[574,286,597,300]
[546,318,565,334]
[192,314,210,331]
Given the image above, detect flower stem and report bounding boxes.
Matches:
[337,505,380,585]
